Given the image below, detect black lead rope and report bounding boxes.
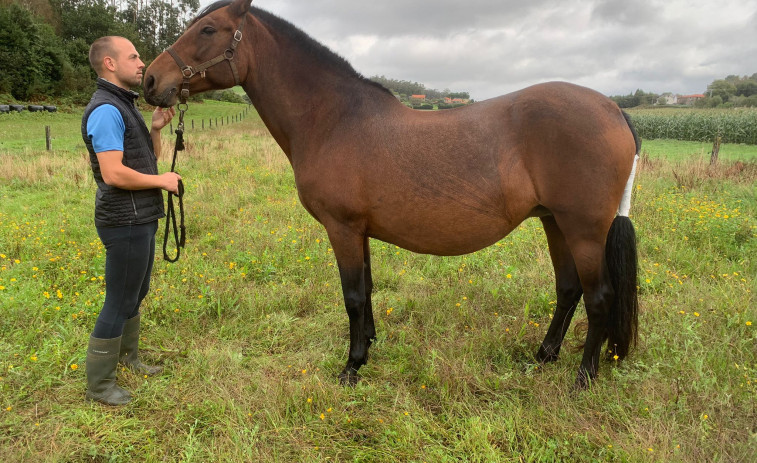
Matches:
[163,104,187,262]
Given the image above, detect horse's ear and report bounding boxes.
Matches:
[229,0,253,17]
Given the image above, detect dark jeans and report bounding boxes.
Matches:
[92,221,158,339]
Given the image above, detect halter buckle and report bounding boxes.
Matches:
[234,30,243,42]
[181,66,194,78]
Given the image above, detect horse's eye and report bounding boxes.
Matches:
[201,26,216,35]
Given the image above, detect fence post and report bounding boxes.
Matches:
[192,120,194,130]
[710,132,721,165]
[45,126,51,151]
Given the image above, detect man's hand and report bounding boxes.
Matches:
[160,172,183,195]
[151,106,176,132]
[97,150,182,194]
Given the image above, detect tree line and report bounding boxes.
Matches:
[610,73,757,108]
[0,0,198,103]
[2,0,477,106]
[369,75,471,102]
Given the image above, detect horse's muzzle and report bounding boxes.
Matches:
[143,75,177,108]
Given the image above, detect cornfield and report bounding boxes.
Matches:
[627,108,757,145]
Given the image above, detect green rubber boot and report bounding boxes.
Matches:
[85,335,132,406]
[120,314,163,376]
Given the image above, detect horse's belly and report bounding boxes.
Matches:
[367,209,514,256]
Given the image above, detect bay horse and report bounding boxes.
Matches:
[144,0,640,388]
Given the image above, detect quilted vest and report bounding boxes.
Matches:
[82,78,165,227]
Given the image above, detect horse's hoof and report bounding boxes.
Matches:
[572,369,595,390]
[338,369,360,387]
[535,346,560,364]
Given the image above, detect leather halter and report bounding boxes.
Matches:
[167,13,248,103]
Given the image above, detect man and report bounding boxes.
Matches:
[81,36,181,405]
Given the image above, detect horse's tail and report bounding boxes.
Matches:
[605,215,638,359]
[606,110,640,359]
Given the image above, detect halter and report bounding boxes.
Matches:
[167,13,248,104]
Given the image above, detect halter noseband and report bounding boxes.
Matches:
[167,13,248,103]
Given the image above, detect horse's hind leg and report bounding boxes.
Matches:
[362,237,376,350]
[326,224,372,386]
[564,232,615,388]
[536,216,583,363]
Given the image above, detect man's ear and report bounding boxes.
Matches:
[103,56,116,72]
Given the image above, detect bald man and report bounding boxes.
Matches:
[81,36,180,405]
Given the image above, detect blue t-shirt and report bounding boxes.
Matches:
[86,104,125,153]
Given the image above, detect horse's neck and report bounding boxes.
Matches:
[243,26,398,158]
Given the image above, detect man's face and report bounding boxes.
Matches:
[107,38,145,89]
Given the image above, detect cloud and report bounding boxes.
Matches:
[204,0,757,100]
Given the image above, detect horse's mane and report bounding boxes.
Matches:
[191,1,392,96]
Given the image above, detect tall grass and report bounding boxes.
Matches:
[627,108,757,145]
[0,105,755,461]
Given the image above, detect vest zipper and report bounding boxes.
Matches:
[130,192,138,218]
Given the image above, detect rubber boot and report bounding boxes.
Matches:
[120,314,163,376]
[85,335,132,406]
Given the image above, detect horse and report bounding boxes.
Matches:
[144,0,640,389]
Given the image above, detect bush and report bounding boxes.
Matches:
[200,89,248,104]
[438,103,466,110]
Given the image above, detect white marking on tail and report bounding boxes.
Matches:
[617,155,639,217]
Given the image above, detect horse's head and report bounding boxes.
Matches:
[144,0,253,107]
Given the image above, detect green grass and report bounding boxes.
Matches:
[1,106,755,461]
[0,100,250,153]
[641,139,757,162]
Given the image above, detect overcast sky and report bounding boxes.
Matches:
[200,0,757,101]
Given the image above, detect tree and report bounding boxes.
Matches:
[735,79,757,97]
[609,89,658,108]
[707,79,737,102]
[0,4,67,99]
[119,0,199,59]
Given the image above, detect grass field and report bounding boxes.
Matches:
[626,108,757,145]
[0,100,250,153]
[1,102,755,461]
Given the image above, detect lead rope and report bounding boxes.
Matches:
[163,103,187,262]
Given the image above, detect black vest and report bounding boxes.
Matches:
[82,78,165,227]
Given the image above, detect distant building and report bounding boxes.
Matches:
[678,94,706,105]
[410,95,426,102]
[657,93,678,105]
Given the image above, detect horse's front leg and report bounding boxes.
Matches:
[326,225,371,386]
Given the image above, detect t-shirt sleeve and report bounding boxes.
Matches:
[86,104,126,153]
